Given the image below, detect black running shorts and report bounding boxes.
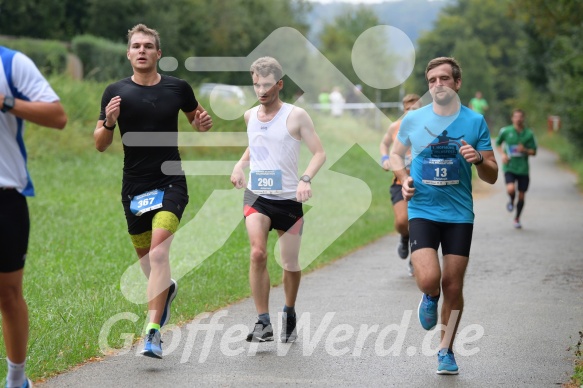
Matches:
[122,181,189,235]
[243,189,304,235]
[504,172,530,192]
[408,218,474,257]
[390,182,405,205]
[0,189,30,272]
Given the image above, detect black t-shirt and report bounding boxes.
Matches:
[100,75,198,197]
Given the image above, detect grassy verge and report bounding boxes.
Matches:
[534,130,583,387]
[565,331,583,388]
[536,131,583,191]
[0,76,395,381]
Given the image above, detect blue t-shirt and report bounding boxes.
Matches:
[397,104,492,223]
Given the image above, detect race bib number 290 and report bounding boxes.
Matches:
[130,189,164,216]
[251,170,283,194]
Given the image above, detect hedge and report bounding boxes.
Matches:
[0,36,68,75]
[71,34,130,82]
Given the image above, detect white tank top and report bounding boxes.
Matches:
[247,103,300,200]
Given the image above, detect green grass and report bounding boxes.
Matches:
[536,131,583,191]
[0,76,395,381]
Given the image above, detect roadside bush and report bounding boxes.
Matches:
[0,37,68,74]
[71,34,130,82]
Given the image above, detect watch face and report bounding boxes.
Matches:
[2,96,14,112]
[301,175,310,183]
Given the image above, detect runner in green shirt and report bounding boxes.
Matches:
[496,109,537,228]
[469,91,489,115]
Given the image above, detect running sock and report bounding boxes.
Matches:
[509,193,515,205]
[146,322,161,333]
[401,235,409,244]
[6,358,26,388]
[516,200,524,220]
[258,313,271,325]
[427,293,440,301]
[283,305,296,317]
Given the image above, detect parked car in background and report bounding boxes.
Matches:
[199,83,247,105]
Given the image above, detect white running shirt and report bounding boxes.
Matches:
[0,49,60,196]
[247,103,300,200]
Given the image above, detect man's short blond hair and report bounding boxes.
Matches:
[250,57,283,81]
[127,24,161,50]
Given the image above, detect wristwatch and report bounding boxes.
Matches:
[473,151,484,165]
[1,96,14,112]
[103,119,116,130]
[299,175,311,184]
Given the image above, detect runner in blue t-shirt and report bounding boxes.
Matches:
[390,57,498,375]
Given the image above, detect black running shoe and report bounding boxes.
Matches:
[397,236,409,259]
[160,279,177,327]
[280,313,297,343]
[246,320,274,342]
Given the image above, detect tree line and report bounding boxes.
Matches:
[1,0,581,152]
[410,0,583,153]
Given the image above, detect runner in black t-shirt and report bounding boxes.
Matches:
[93,24,212,359]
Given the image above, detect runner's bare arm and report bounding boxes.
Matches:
[1,94,66,129]
[231,147,250,189]
[390,137,415,200]
[380,122,398,171]
[474,150,498,184]
[230,110,253,189]
[296,108,326,203]
[185,104,213,132]
[460,140,498,184]
[94,95,121,152]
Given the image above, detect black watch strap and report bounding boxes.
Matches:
[103,119,116,130]
[473,151,484,165]
[1,96,14,112]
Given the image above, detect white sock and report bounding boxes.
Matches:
[6,358,26,388]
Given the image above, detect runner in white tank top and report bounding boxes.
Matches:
[246,102,300,200]
[231,56,326,344]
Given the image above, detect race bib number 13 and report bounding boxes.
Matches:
[130,189,164,216]
[251,170,283,194]
[422,158,460,185]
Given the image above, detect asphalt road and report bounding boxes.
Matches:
[40,147,583,387]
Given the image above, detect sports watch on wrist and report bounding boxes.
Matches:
[1,96,14,112]
[103,119,116,130]
[299,175,311,184]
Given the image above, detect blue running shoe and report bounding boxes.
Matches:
[506,201,514,212]
[418,293,439,330]
[437,348,459,375]
[140,329,163,359]
[5,378,33,388]
[160,279,177,327]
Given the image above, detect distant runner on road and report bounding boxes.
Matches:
[496,109,537,229]
[380,93,421,276]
